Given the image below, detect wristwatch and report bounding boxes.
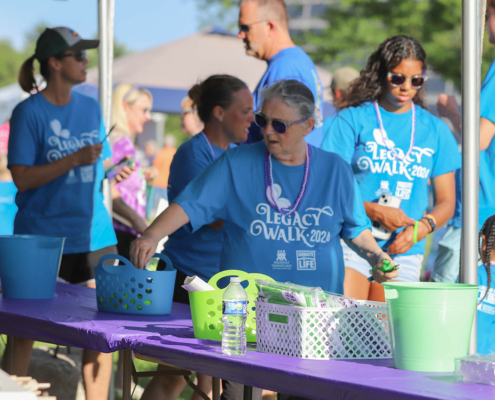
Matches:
[422,215,436,232]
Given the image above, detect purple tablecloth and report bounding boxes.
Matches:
[0,282,492,400]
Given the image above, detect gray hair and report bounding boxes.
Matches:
[260,79,315,119]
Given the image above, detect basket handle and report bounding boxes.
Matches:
[97,254,134,274]
[150,253,175,271]
[207,270,249,290]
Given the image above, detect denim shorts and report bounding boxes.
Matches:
[341,241,423,282]
[430,226,462,283]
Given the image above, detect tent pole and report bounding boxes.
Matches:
[98,0,114,217]
[98,0,111,127]
[460,0,481,354]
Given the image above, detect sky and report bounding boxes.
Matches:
[0,0,200,52]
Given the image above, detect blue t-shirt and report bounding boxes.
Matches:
[164,133,228,281]
[174,142,371,294]
[452,60,495,230]
[320,113,338,148]
[8,91,116,254]
[0,181,17,235]
[321,102,461,256]
[477,263,495,354]
[248,47,325,147]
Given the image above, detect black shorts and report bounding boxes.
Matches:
[58,245,118,285]
[157,259,190,304]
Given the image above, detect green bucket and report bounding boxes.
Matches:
[189,270,274,342]
[383,282,478,372]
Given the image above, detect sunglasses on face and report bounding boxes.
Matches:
[387,72,428,89]
[57,50,87,62]
[238,19,268,33]
[254,112,309,134]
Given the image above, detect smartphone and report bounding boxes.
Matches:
[372,193,402,241]
[106,156,134,181]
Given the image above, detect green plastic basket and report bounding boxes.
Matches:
[189,270,273,342]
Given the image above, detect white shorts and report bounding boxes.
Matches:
[341,240,423,282]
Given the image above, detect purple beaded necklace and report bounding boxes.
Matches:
[265,143,311,216]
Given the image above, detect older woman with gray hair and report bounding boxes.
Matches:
[131,79,396,293]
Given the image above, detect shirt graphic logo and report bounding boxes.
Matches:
[47,119,99,162]
[80,166,94,183]
[395,181,413,200]
[66,169,78,184]
[276,250,287,261]
[356,128,434,182]
[266,184,291,209]
[297,250,316,270]
[272,250,292,270]
[375,180,391,197]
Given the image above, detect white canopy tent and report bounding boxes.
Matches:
[84,26,333,115]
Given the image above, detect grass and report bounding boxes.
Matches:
[0,335,194,400]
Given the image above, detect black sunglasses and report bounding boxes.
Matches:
[387,72,427,89]
[56,50,87,62]
[254,112,309,134]
[238,20,268,33]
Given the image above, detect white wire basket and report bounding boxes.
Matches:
[255,300,391,360]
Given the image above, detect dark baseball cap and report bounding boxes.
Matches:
[34,27,99,61]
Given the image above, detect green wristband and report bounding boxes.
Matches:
[413,221,419,244]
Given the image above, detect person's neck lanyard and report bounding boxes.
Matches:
[202,132,217,159]
[373,101,416,161]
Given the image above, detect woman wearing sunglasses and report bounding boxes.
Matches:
[131,79,395,304]
[5,27,120,399]
[321,35,460,301]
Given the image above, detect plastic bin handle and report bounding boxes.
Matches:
[207,270,249,290]
[150,253,175,272]
[384,288,398,300]
[97,254,134,274]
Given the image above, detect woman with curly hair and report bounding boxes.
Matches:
[321,35,460,301]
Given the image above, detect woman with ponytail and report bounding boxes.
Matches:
[477,214,495,354]
[4,27,119,400]
[140,74,255,400]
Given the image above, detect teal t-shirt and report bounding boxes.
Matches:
[174,142,371,294]
[0,181,17,235]
[8,92,116,253]
[321,102,461,256]
[452,59,495,230]
[164,133,229,282]
[477,263,495,354]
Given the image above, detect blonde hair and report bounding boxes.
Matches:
[238,0,289,31]
[111,83,153,137]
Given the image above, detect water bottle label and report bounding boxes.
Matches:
[223,300,247,315]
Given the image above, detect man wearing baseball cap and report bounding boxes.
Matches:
[4,27,118,400]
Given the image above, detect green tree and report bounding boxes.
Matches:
[300,0,494,87]
[0,40,24,87]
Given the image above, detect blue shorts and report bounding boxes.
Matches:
[341,241,423,282]
[430,226,461,283]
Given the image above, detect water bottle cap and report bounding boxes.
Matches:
[230,277,241,283]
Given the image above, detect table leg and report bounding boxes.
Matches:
[212,377,220,400]
[5,336,13,374]
[121,349,133,400]
[243,385,253,400]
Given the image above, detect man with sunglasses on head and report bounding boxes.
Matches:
[238,0,325,146]
[5,27,123,400]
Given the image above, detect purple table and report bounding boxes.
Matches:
[0,282,492,400]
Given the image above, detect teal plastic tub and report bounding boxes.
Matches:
[0,235,65,299]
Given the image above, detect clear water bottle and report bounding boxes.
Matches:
[222,277,247,356]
